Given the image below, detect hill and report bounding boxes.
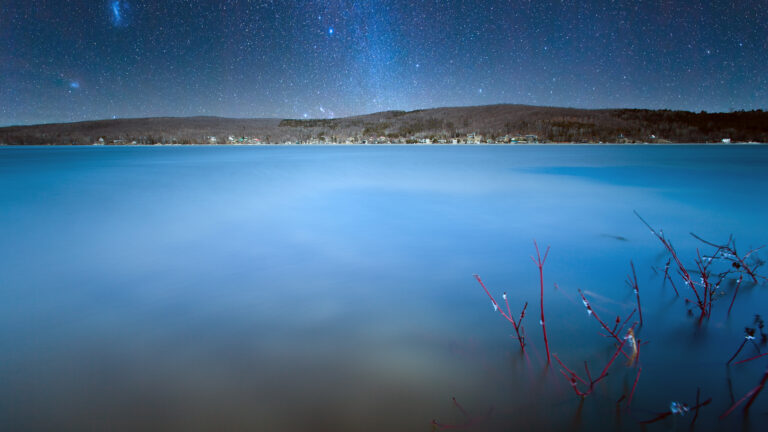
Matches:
[1,104,767,145]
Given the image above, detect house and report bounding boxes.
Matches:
[466,133,483,144]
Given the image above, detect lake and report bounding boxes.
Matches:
[1,145,767,431]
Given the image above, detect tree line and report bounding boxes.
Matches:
[2,106,766,144]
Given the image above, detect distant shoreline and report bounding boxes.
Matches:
[2,142,766,147]
[2,104,767,145]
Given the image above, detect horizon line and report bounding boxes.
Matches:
[3,102,766,129]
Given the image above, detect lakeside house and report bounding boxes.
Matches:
[228,136,262,144]
[466,133,483,144]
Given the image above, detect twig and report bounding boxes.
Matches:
[616,309,636,338]
[640,396,711,424]
[553,354,588,386]
[694,249,713,316]
[727,339,749,365]
[578,290,623,344]
[662,258,680,296]
[719,367,768,419]
[627,366,641,409]
[584,361,593,383]
[734,352,768,365]
[626,261,643,326]
[690,388,701,427]
[553,338,628,398]
[727,328,760,365]
[474,274,528,350]
[578,290,636,360]
[691,232,765,284]
[451,396,469,417]
[635,211,704,314]
[727,274,743,316]
[532,240,551,363]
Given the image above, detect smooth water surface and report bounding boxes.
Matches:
[1,145,767,431]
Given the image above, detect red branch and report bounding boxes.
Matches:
[635,211,705,315]
[616,309,636,339]
[627,366,641,409]
[662,258,680,296]
[578,290,622,344]
[577,290,636,360]
[532,240,551,363]
[691,232,765,284]
[728,274,743,316]
[734,352,768,365]
[694,249,713,316]
[720,367,768,419]
[727,339,748,365]
[626,333,642,409]
[691,388,702,427]
[727,336,761,365]
[626,261,643,326]
[640,397,711,424]
[553,338,627,398]
[474,274,527,350]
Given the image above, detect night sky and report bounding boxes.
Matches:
[2,0,766,126]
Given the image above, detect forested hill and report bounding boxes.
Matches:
[2,104,767,145]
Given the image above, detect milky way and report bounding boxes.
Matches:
[110,1,124,27]
[1,0,766,126]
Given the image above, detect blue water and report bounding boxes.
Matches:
[1,145,767,431]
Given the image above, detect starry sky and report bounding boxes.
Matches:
[2,0,766,126]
